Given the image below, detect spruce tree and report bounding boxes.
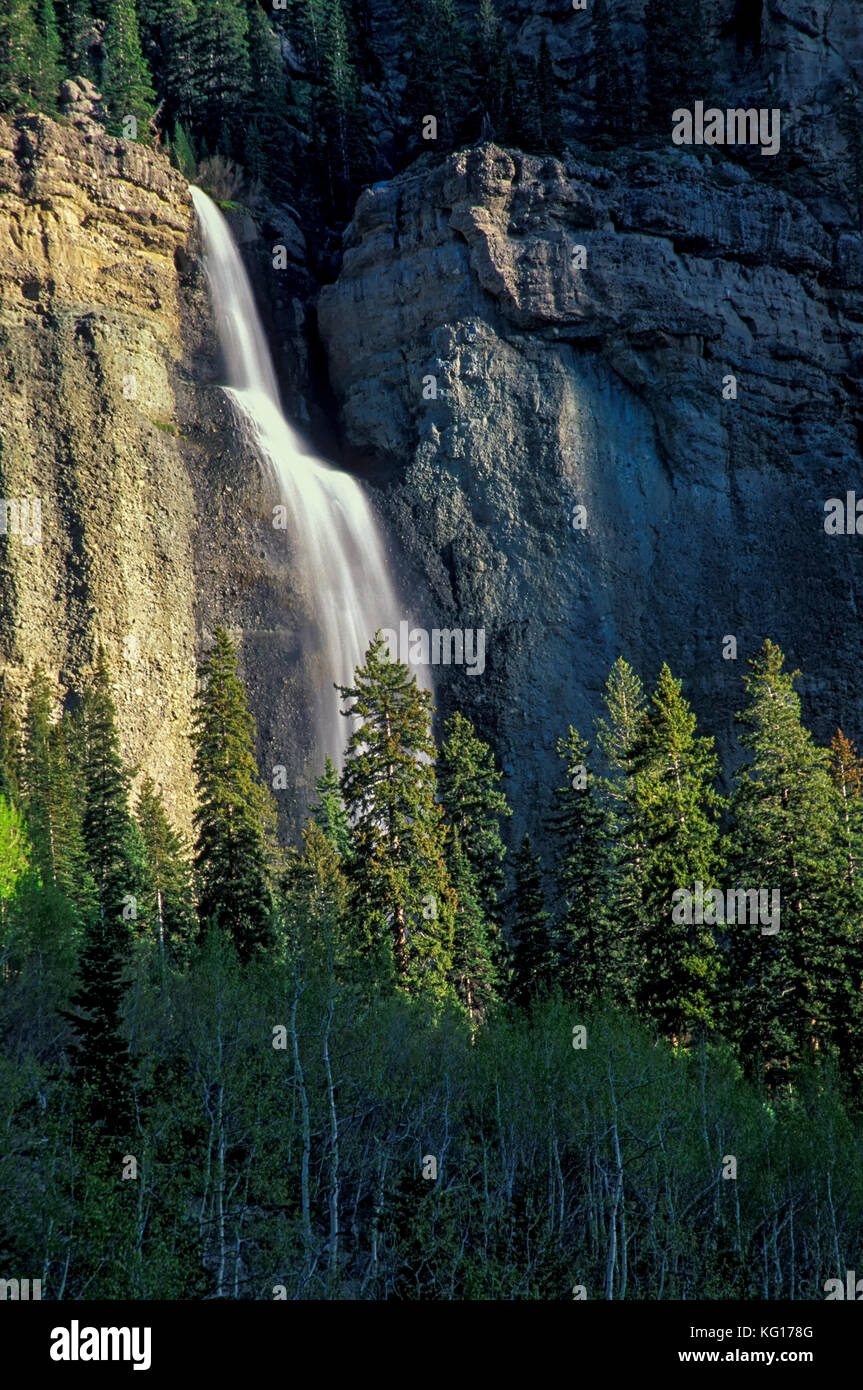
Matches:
[596,656,649,936]
[33,0,62,110]
[22,667,93,928]
[60,0,94,77]
[447,823,502,1021]
[101,0,156,136]
[65,649,136,1144]
[0,0,47,111]
[630,664,724,1039]
[0,697,22,805]
[191,627,273,962]
[311,754,352,860]
[548,727,623,1008]
[136,776,196,967]
[338,633,455,999]
[404,0,470,151]
[471,0,517,141]
[510,832,556,1006]
[729,641,844,1088]
[438,710,511,924]
[191,0,250,157]
[157,0,199,133]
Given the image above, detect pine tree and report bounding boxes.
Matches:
[191,627,273,962]
[630,664,724,1039]
[59,0,94,77]
[592,0,637,141]
[158,0,199,132]
[246,1,287,184]
[447,823,502,1021]
[338,633,455,999]
[404,0,470,151]
[510,833,556,1006]
[729,641,844,1088]
[0,697,22,805]
[643,0,712,133]
[136,776,196,967]
[0,0,48,111]
[190,0,250,158]
[65,649,136,1144]
[438,711,511,923]
[535,35,564,155]
[471,0,517,141]
[22,667,93,928]
[596,656,649,934]
[548,727,623,1008]
[33,0,63,109]
[101,0,156,136]
[311,754,352,860]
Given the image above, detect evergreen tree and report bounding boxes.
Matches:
[630,664,724,1039]
[447,823,502,1021]
[136,776,196,967]
[338,632,455,999]
[33,0,63,109]
[191,0,250,157]
[191,627,273,962]
[509,832,556,1006]
[0,697,22,805]
[59,0,95,77]
[318,0,370,217]
[643,0,712,132]
[471,0,517,141]
[729,641,845,1088]
[0,0,49,111]
[829,729,863,893]
[65,649,136,1144]
[535,35,564,155]
[548,727,622,1008]
[403,0,470,151]
[22,667,93,928]
[156,0,199,133]
[101,0,156,136]
[438,710,511,923]
[596,656,649,935]
[311,754,352,860]
[592,0,637,141]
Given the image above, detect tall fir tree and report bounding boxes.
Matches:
[547,727,623,1008]
[596,656,649,940]
[191,627,274,962]
[509,832,556,1006]
[311,753,352,860]
[438,710,510,924]
[729,641,845,1088]
[338,632,455,999]
[190,0,250,157]
[136,775,196,967]
[0,0,52,111]
[65,649,136,1145]
[22,666,93,928]
[101,0,156,136]
[59,0,95,77]
[630,664,724,1039]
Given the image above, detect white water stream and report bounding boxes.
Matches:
[190,186,415,769]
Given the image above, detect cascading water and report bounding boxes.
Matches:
[190,186,421,770]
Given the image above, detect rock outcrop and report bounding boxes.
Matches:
[319,141,863,833]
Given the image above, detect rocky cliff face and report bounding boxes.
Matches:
[319,140,863,832]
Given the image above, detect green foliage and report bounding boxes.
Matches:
[630,663,724,1037]
[136,775,196,966]
[338,632,455,999]
[311,753,352,860]
[100,0,155,136]
[191,626,274,961]
[509,832,555,1006]
[0,0,62,112]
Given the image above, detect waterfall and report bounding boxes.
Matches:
[190,187,419,771]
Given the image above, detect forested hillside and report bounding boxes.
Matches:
[3,633,863,1297]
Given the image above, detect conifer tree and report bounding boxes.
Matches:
[0,698,22,805]
[191,627,273,962]
[60,0,94,76]
[101,0,156,136]
[246,1,286,183]
[191,0,250,157]
[156,0,199,133]
[548,727,623,1008]
[510,833,556,1006]
[338,633,455,998]
[596,656,648,933]
[729,641,845,1087]
[438,710,511,924]
[0,0,48,111]
[33,0,62,109]
[136,776,196,966]
[592,0,637,140]
[311,754,352,860]
[535,35,564,156]
[447,823,503,1021]
[65,649,136,1143]
[630,664,724,1039]
[404,0,470,151]
[22,667,93,928]
[471,0,517,141]
[829,729,863,892]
